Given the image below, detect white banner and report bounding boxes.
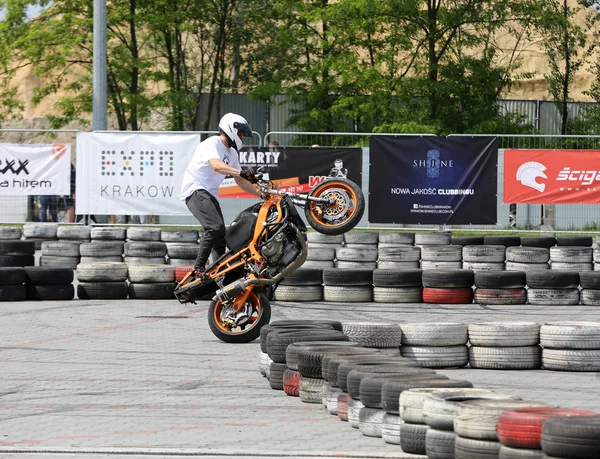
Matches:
[0,144,70,195]
[76,132,199,215]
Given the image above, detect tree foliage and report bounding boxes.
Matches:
[0,0,598,134]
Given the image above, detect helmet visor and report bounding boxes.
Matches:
[234,122,253,138]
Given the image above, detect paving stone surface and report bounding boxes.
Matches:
[0,297,599,459]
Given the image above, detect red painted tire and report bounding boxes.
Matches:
[422,287,473,304]
[497,407,598,449]
[283,369,300,397]
[175,266,194,282]
[337,392,350,421]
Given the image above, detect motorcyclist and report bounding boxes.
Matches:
[180,113,262,275]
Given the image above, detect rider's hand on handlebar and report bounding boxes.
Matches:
[240,169,258,184]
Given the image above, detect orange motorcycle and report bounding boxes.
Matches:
[174,172,365,343]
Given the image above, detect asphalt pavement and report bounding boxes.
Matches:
[1,297,600,459]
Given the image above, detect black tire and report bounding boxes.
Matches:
[400,423,429,455]
[123,241,167,257]
[270,319,343,331]
[0,255,35,267]
[80,241,124,257]
[499,445,545,458]
[322,268,372,286]
[209,293,271,344]
[267,329,349,363]
[280,268,323,286]
[0,285,27,301]
[455,436,502,458]
[287,342,361,372]
[426,429,457,459]
[26,284,75,301]
[24,267,74,285]
[297,345,359,378]
[520,237,556,248]
[0,240,36,256]
[345,365,434,397]
[259,322,339,352]
[305,178,365,236]
[542,415,600,459]
[474,271,526,289]
[556,236,593,247]
[483,236,521,247]
[422,269,474,288]
[128,282,177,299]
[0,267,26,285]
[381,378,471,414]
[526,271,580,289]
[268,362,287,390]
[77,282,129,299]
[452,236,484,246]
[579,272,600,289]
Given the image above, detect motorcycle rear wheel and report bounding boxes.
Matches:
[305,178,365,235]
[208,292,271,343]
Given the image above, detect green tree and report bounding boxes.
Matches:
[538,0,596,134]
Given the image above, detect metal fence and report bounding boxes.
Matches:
[2,130,600,232]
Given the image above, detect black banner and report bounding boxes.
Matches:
[220,146,362,198]
[369,136,498,224]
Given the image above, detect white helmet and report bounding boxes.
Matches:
[218,113,252,151]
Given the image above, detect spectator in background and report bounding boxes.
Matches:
[268,140,279,148]
[40,195,59,222]
[64,163,76,223]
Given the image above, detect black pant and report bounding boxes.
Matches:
[186,190,226,269]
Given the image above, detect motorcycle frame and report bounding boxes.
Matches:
[175,181,324,311]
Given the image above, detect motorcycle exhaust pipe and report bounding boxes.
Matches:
[213,224,308,302]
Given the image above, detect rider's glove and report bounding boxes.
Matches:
[240,169,257,183]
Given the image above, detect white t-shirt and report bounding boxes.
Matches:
[180,136,240,200]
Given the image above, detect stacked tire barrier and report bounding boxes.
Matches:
[0,226,22,241]
[463,245,506,272]
[421,245,462,270]
[526,271,580,306]
[540,322,600,372]
[551,236,593,272]
[274,268,323,302]
[422,269,474,304]
[323,268,373,302]
[400,323,469,369]
[506,246,550,272]
[372,269,422,303]
[162,230,199,267]
[305,233,341,269]
[0,240,35,267]
[25,266,75,300]
[124,227,167,266]
[22,223,58,250]
[0,266,27,301]
[377,232,417,269]
[128,264,176,299]
[454,399,551,458]
[40,239,81,269]
[422,388,514,459]
[336,232,378,270]
[468,322,542,370]
[473,271,527,305]
[85,227,127,264]
[580,271,600,305]
[257,319,600,458]
[76,262,129,300]
[497,407,598,458]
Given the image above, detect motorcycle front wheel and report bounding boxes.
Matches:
[208,292,271,343]
[305,178,365,235]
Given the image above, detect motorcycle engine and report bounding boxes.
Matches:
[261,232,285,263]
